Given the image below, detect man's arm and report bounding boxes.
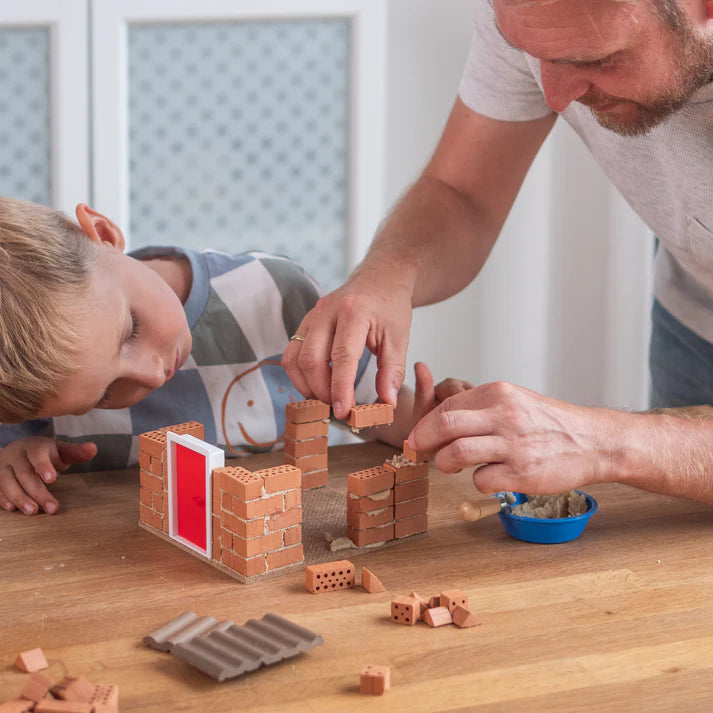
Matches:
[407,382,713,504]
[282,98,556,418]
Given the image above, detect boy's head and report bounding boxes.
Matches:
[0,197,192,423]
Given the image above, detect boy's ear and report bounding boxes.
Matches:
[75,204,126,251]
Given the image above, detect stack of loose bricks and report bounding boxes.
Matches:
[138,421,304,579]
[282,400,330,489]
[347,433,429,547]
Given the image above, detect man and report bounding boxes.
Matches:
[282,0,713,503]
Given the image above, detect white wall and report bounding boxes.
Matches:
[386,0,653,410]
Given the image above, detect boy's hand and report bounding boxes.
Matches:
[0,438,97,515]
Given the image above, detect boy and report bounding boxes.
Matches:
[0,198,463,516]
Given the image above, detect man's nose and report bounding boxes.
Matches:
[540,61,590,113]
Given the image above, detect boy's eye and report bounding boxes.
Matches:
[128,312,141,343]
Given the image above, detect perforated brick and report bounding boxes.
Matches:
[347,466,394,497]
[213,465,264,501]
[346,403,394,428]
[305,560,356,593]
[254,464,301,493]
[285,399,330,423]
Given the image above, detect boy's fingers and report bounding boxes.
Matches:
[0,465,42,515]
[55,441,98,468]
[15,466,59,514]
[331,319,370,420]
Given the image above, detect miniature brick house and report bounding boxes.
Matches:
[138,401,429,582]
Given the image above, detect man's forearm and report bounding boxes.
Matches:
[612,406,713,503]
[352,174,498,308]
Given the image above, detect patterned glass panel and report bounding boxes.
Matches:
[128,20,350,291]
[0,28,51,205]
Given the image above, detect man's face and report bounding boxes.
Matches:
[493,0,713,136]
[40,251,193,417]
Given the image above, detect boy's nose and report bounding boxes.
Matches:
[539,62,590,113]
[135,354,166,390]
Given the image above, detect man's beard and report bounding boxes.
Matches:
[578,21,713,137]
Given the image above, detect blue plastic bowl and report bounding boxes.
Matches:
[496,491,598,544]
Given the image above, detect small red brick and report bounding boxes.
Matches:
[283,525,302,546]
[284,452,328,473]
[283,436,328,458]
[346,507,394,530]
[285,399,330,423]
[305,560,356,593]
[394,497,428,520]
[148,455,163,476]
[214,466,264,501]
[346,403,394,428]
[347,466,394,497]
[266,506,302,532]
[360,664,391,695]
[221,550,266,577]
[267,544,304,571]
[441,589,468,614]
[20,672,51,702]
[285,419,329,440]
[0,701,34,713]
[254,464,302,493]
[391,596,419,625]
[394,478,429,502]
[139,487,153,508]
[35,701,91,713]
[138,451,151,471]
[223,509,266,540]
[88,684,119,713]
[139,470,162,494]
[347,523,394,547]
[139,505,163,530]
[232,530,283,558]
[138,429,167,458]
[403,439,431,463]
[347,490,394,512]
[284,488,302,509]
[383,459,429,483]
[394,514,428,538]
[50,676,94,702]
[301,470,328,489]
[233,493,283,520]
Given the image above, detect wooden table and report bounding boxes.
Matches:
[2,442,713,712]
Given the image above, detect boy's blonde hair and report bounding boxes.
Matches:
[0,197,98,423]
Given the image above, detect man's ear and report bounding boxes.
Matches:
[75,204,126,251]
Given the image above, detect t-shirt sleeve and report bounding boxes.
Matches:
[458,0,552,121]
[0,419,52,447]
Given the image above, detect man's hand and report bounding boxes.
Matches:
[0,437,98,515]
[408,381,618,494]
[282,274,413,420]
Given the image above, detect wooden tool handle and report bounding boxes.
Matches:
[459,498,503,522]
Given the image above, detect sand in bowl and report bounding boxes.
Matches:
[506,490,588,519]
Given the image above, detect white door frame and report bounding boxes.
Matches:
[91,0,386,264]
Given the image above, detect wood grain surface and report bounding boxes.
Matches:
[1,442,713,712]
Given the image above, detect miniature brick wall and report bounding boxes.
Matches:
[346,450,429,547]
[138,421,204,533]
[212,464,304,578]
[283,399,330,489]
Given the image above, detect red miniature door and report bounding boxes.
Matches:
[175,443,208,550]
[166,431,225,558]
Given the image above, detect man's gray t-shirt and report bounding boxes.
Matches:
[459,0,713,345]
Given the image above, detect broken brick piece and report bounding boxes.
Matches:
[383,458,429,483]
[285,399,330,424]
[20,672,51,702]
[50,677,94,702]
[441,589,468,614]
[409,592,429,618]
[305,560,356,594]
[346,403,394,429]
[15,648,48,673]
[361,567,386,593]
[428,595,440,608]
[423,606,453,627]
[360,664,391,695]
[347,466,394,497]
[391,596,419,625]
[403,439,431,464]
[452,605,484,629]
